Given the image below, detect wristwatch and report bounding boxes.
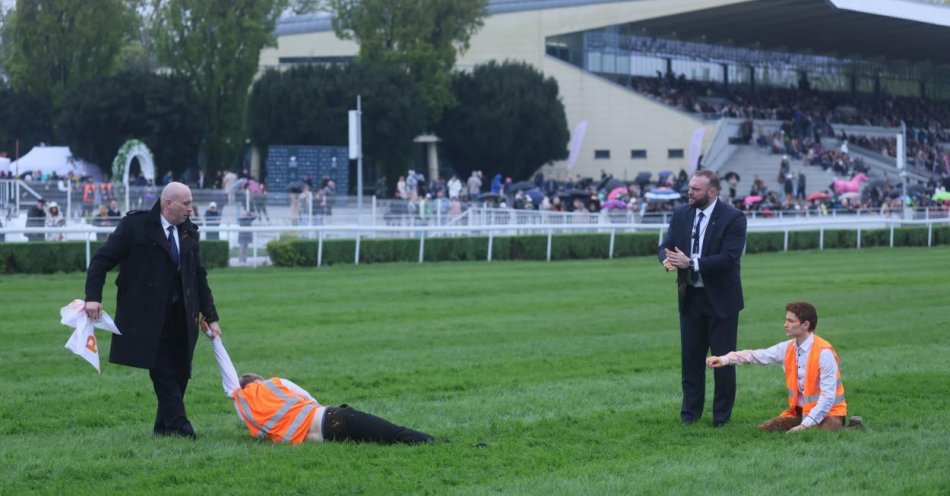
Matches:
[688,258,697,271]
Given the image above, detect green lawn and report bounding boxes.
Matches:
[1,247,948,495]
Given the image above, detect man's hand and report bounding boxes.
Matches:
[662,258,676,272]
[706,356,724,368]
[84,301,102,321]
[664,247,690,270]
[201,319,222,340]
[786,424,808,434]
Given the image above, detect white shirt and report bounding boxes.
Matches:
[211,338,326,441]
[719,334,840,427]
[160,215,180,257]
[689,200,717,286]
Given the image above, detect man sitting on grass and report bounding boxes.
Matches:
[204,322,434,445]
[706,301,863,433]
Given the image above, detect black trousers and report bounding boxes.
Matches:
[321,406,433,445]
[680,286,738,424]
[149,296,194,437]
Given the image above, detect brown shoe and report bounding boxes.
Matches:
[847,416,864,429]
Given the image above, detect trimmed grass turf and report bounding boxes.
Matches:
[1,247,948,495]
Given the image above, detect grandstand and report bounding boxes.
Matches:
[266,0,950,197]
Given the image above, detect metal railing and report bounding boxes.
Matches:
[3,214,947,269]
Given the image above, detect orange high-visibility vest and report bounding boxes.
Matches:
[781,335,847,418]
[233,377,320,444]
[83,183,96,203]
[99,183,113,200]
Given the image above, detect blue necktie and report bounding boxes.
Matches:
[167,226,180,268]
[690,211,704,283]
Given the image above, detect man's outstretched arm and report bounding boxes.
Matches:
[203,321,240,396]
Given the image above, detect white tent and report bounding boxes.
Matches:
[9,146,102,179]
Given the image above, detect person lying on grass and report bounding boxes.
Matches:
[204,321,434,445]
[706,301,863,433]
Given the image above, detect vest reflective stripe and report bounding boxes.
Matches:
[801,380,843,404]
[232,377,320,444]
[781,335,847,418]
[283,403,317,443]
[258,380,301,434]
[235,394,267,438]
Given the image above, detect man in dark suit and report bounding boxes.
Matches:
[84,182,222,439]
[658,170,747,427]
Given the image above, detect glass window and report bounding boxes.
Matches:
[630,56,667,78]
[668,149,684,159]
[586,50,602,73]
[631,149,647,159]
[595,150,611,159]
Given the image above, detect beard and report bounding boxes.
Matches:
[690,196,710,210]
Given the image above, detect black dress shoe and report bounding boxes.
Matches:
[155,428,197,440]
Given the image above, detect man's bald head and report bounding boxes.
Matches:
[161,181,190,202]
[160,181,193,226]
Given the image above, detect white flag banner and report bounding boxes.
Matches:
[60,299,121,373]
[687,127,706,174]
[565,120,588,171]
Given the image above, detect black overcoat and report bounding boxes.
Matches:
[85,202,218,371]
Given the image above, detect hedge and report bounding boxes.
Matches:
[267,226,950,268]
[0,240,229,274]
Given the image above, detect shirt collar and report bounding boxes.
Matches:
[697,199,717,219]
[796,334,814,353]
[160,214,175,233]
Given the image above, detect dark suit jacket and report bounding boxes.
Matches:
[85,202,218,371]
[658,201,747,318]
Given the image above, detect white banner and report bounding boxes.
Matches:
[565,121,588,171]
[348,110,362,160]
[687,126,706,174]
[896,133,905,170]
[60,299,121,372]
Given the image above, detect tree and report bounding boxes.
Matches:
[57,71,204,179]
[436,61,570,181]
[0,86,54,158]
[247,61,426,191]
[329,0,487,125]
[153,0,286,174]
[0,0,136,110]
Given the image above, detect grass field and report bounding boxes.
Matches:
[1,247,949,495]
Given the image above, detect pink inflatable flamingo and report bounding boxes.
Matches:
[832,173,868,194]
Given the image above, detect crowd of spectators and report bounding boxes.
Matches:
[627,72,950,134]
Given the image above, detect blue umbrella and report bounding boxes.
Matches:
[525,189,544,204]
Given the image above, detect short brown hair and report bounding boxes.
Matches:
[693,170,721,191]
[240,373,264,389]
[785,301,818,332]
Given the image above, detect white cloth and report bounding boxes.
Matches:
[60,299,121,373]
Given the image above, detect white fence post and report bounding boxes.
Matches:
[609,229,616,259]
[355,231,361,265]
[317,231,324,267]
[418,232,425,263]
[546,229,552,262]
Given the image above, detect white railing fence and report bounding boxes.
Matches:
[3,216,948,269]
